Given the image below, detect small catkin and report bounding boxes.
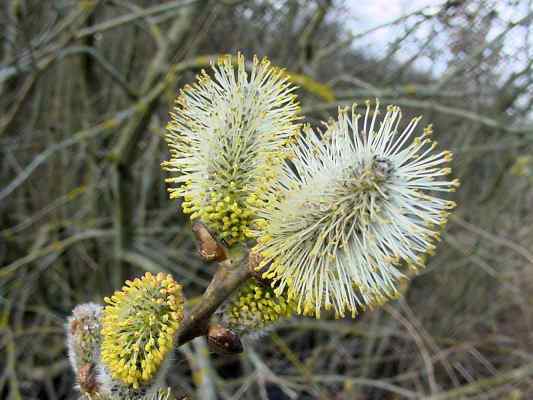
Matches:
[219,279,295,339]
[100,272,185,390]
[66,302,103,396]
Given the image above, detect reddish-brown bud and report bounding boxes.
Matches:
[78,363,98,394]
[207,324,243,354]
[192,222,228,262]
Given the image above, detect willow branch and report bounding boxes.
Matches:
[110,2,210,284]
[302,98,533,134]
[0,83,166,202]
[426,362,533,400]
[0,3,98,83]
[76,0,200,40]
[176,252,252,346]
[296,0,331,70]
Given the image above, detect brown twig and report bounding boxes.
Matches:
[110,1,209,287]
[176,252,252,346]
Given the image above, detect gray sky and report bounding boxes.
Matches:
[344,0,531,81]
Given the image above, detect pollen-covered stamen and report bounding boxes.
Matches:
[163,53,300,244]
[100,273,184,389]
[298,156,394,258]
[252,100,458,318]
[218,279,295,337]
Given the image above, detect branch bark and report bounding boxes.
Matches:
[176,252,251,346]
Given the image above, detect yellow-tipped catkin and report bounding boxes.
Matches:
[220,279,295,338]
[162,53,301,245]
[100,273,185,389]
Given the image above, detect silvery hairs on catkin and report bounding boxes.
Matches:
[66,302,103,397]
[252,100,459,319]
[162,53,301,245]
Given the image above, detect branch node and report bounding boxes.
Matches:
[192,221,228,262]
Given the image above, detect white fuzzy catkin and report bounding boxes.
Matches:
[66,303,103,375]
[253,101,459,318]
[162,53,300,244]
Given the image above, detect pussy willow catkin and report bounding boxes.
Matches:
[251,101,458,318]
[100,273,184,389]
[162,53,301,245]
